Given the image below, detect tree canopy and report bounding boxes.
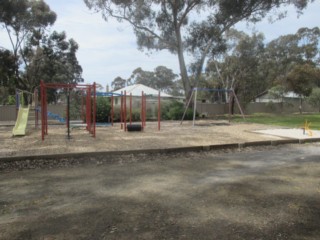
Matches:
[111,65,179,94]
[111,76,127,91]
[24,31,83,89]
[129,66,177,93]
[0,0,56,59]
[0,0,83,99]
[84,0,313,100]
[0,49,17,91]
[286,63,320,98]
[205,30,266,103]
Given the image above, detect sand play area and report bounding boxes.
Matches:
[254,128,320,139]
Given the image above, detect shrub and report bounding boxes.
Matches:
[112,107,141,122]
[129,109,141,122]
[7,95,16,105]
[308,88,320,112]
[160,101,196,120]
[96,97,111,122]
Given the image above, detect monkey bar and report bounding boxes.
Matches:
[40,81,96,141]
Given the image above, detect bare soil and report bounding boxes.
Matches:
[0,120,283,158]
[0,144,319,239]
[1,120,319,239]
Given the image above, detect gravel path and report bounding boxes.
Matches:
[1,144,319,239]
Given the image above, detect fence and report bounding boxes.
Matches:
[0,104,66,122]
[197,101,318,116]
[1,101,318,122]
[0,105,16,121]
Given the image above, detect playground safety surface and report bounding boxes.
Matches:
[1,120,317,158]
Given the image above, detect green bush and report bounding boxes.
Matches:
[129,109,141,122]
[112,107,121,122]
[96,97,111,122]
[112,107,142,122]
[161,101,196,120]
[111,100,196,122]
[7,95,16,105]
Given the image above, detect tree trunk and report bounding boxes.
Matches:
[176,37,191,101]
[231,95,235,115]
[174,21,191,105]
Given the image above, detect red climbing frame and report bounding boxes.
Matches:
[40,80,96,141]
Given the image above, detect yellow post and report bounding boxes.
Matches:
[304,120,313,136]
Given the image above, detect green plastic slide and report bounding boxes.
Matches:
[12,105,30,136]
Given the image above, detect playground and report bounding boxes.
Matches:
[1,84,320,239]
[4,83,320,158]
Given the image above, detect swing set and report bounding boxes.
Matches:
[181,88,245,126]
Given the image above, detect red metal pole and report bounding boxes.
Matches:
[111,95,114,126]
[130,93,132,125]
[41,81,44,141]
[66,103,68,128]
[141,91,144,127]
[124,91,127,131]
[86,88,89,131]
[34,89,38,128]
[158,91,161,131]
[144,94,147,127]
[81,93,84,123]
[93,82,96,138]
[89,87,92,133]
[120,91,123,129]
[87,87,91,132]
[44,85,48,135]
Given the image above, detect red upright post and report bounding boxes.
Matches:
[40,81,45,141]
[85,88,88,130]
[34,89,38,128]
[158,91,161,131]
[141,91,144,128]
[66,102,68,128]
[81,92,85,123]
[130,93,132,125]
[111,95,114,126]
[86,86,91,132]
[44,84,48,135]
[124,90,127,132]
[93,82,96,138]
[144,94,147,127]
[120,91,123,129]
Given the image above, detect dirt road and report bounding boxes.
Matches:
[1,144,320,239]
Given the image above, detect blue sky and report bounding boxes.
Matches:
[1,1,319,90]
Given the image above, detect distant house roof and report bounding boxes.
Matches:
[254,90,300,103]
[113,84,173,97]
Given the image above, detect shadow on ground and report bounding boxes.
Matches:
[1,144,320,239]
